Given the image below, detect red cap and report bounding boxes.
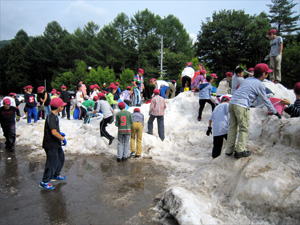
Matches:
[115,82,119,86]
[221,95,230,102]
[93,96,99,101]
[51,89,57,95]
[3,98,11,105]
[150,78,156,83]
[118,102,125,109]
[268,29,276,35]
[211,73,218,79]
[26,85,33,89]
[94,84,100,89]
[103,84,106,87]
[153,89,160,94]
[200,69,207,75]
[173,80,176,83]
[248,68,254,72]
[109,84,117,90]
[294,82,300,95]
[57,91,61,95]
[134,108,140,112]
[50,98,67,107]
[102,90,108,94]
[127,86,131,90]
[98,93,105,98]
[138,68,144,74]
[61,85,67,89]
[186,62,192,66]
[9,92,16,96]
[90,84,95,90]
[254,63,273,74]
[225,72,233,77]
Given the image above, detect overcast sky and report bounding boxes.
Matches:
[0,0,299,42]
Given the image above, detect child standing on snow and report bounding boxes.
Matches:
[197,76,216,121]
[24,85,38,124]
[0,98,20,152]
[281,82,300,117]
[40,98,67,190]
[115,102,133,162]
[206,96,230,158]
[231,67,244,95]
[130,108,144,159]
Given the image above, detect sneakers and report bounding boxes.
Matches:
[234,150,251,159]
[225,152,233,156]
[117,158,122,162]
[130,152,136,158]
[197,117,201,121]
[135,155,141,159]
[122,157,127,161]
[109,137,114,145]
[39,181,55,190]
[51,175,67,181]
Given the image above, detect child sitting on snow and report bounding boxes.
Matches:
[206,96,230,158]
[281,82,300,117]
[120,86,133,106]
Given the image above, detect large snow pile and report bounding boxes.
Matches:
[9,81,300,224]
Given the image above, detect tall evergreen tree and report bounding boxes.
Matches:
[267,0,300,34]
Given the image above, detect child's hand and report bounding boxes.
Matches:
[62,138,67,146]
[280,99,290,105]
[206,127,212,136]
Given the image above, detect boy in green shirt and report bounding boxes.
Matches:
[115,102,133,162]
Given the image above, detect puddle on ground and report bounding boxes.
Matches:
[0,142,168,225]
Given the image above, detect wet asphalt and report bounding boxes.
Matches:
[0,142,168,225]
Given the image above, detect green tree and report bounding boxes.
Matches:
[119,68,135,90]
[281,40,300,88]
[267,0,300,34]
[196,10,271,78]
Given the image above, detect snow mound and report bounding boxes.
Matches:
[9,82,300,224]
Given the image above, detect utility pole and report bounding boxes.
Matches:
[160,36,163,78]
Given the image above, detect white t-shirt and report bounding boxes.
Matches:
[156,80,169,90]
[76,91,84,107]
[181,67,195,79]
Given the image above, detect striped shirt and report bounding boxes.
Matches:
[150,95,166,116]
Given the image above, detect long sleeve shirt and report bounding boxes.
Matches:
[95,100,113,119]
[284,98,300,117]
[230,77,277,114]
[209,103,230,136]
[150,95,166,116]
[198,83,212,100]
[115,110,133,134]
[106,93,117,105]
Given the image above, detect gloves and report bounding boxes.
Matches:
[275,112,282,119]
[60,132,66,137]
[16,116,20,122]
[62,138,67,146]
[206,127,212,136]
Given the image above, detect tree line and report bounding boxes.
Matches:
[0,1,299,96]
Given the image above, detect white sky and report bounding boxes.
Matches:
[0,0,299,42]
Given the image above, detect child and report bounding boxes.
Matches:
[60,85,70,119]
[130,108,144,158]
[197,76,216,121]
[96,93,114,145]
[150,78,170,99]
[40,98,67,190]
[81,97,98,124]
[50,89,58,99]
[192,69,207,90]
[106,84,118,109]
[231,67,244,95]
[115,102,133,162]
[24,85,38,124]
[0,98,20,152]
[184,83,189,92]
[37,87,45,119]
[281,82,300,117]
[76,84,84,120]
[206,96,230,158]
[120,86,133,106]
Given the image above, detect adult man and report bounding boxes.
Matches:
[147,89,166,141]
[265,29,283,83]
[180,62,195,92]
[226,63,281,159]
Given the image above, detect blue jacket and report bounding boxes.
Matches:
[199,83,212,100]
